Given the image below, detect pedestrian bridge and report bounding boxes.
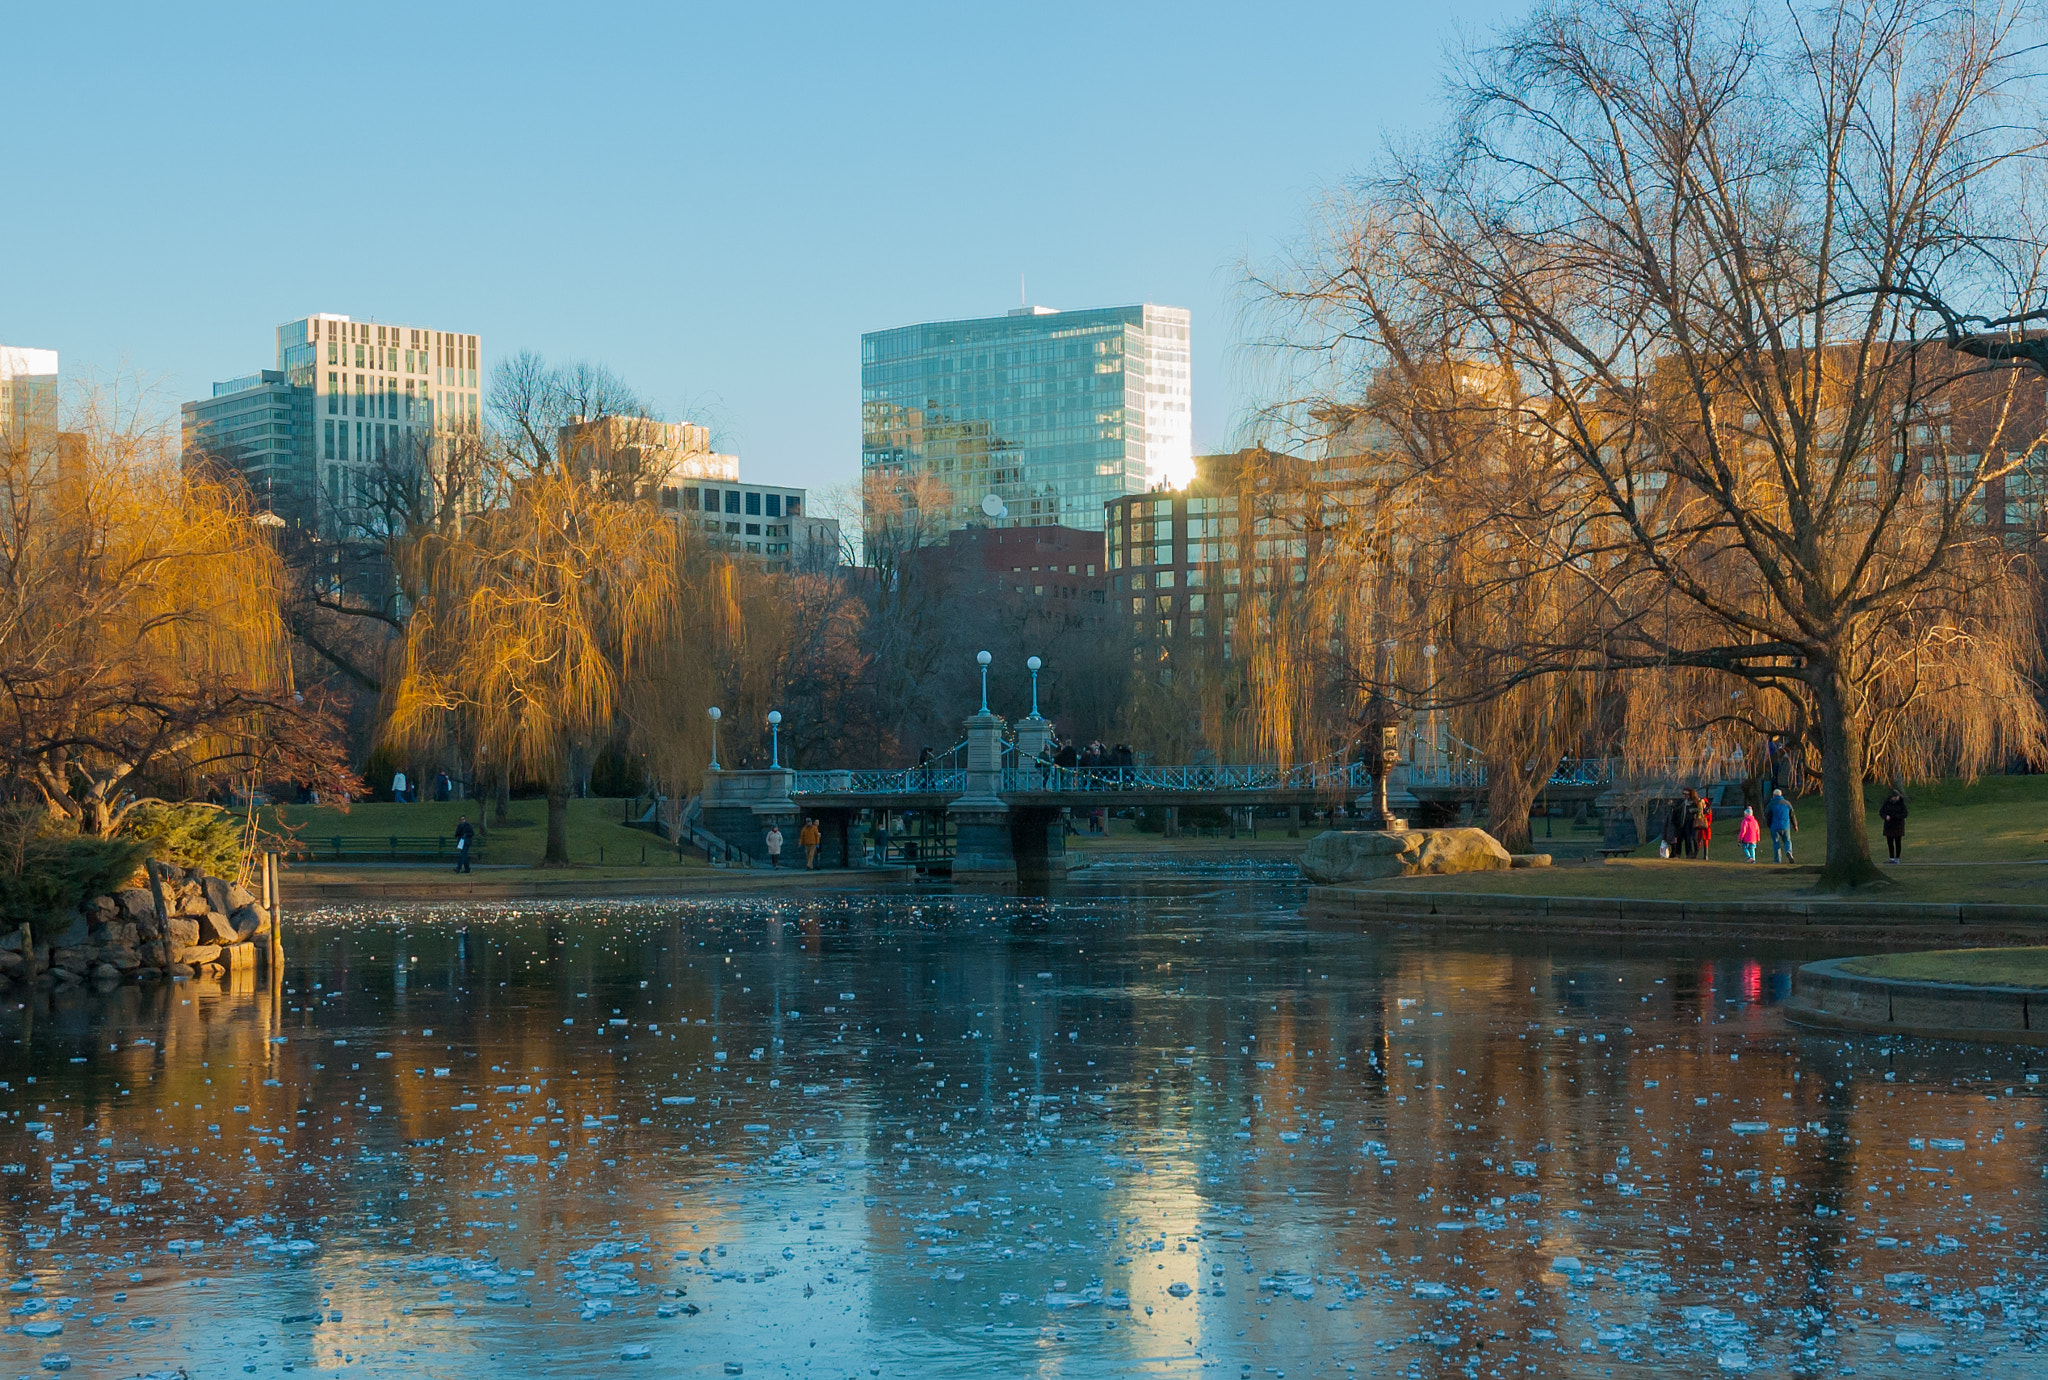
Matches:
[689,690,1707,878]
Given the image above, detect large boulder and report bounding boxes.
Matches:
[115,888,156,924]
[1298,828,1514,884]
[230,905,270,940]
[173,944,221,966]
[164,915,200,950]
[201,911,239,945]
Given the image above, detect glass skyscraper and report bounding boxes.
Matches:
[860,303,1191,535]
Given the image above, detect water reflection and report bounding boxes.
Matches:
[2,873,2044,1377]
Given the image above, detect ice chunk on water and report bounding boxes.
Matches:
[1895,1332,1943,1354]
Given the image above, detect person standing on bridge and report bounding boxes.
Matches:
[799,817,821,869]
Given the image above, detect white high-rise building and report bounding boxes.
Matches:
[184,315,479,530]
[0,346,59,438]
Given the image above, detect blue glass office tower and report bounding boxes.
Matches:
[860,304,1191,535]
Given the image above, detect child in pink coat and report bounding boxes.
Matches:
[1737,806,1762,862]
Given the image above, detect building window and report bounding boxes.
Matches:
[745,491,761,516]
[327,373,338,413]
[684,488,699,511]
[745,523,760,536]
[1155,595,1173,615]
[1130,598,1144,615]
[1156,570,1176,589]
[725,491,741,515]
[323,420,335,460]
[765,494,781,517]
[1190,618,1207,638]
[787,496,802,516]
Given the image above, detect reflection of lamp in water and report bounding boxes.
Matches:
[707,706,723,770]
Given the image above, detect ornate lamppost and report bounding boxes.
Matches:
[976,650,992,714]
[1026,655,1043,718]
[767,710,783,769]
[707,706,723,771]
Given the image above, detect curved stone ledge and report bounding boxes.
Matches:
[1305,885,2048,946]
[1785,957,2048,1044]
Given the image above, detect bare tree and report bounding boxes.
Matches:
[1258,0,2048,884]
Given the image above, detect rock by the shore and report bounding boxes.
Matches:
[1298,828,1513,884]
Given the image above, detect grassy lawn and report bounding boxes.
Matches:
[1839,946,2048,987]
[1606,773,2048,865]
[256,798,703,869]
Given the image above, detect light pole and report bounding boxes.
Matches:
[976,650,992,715]
[768,710,783,769]
[707,706,723,771]
[1027,655,1042,718]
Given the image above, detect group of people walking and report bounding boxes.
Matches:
[1031,737,1136,787]
[1666,786,1802,862]
[760,818,824,869]
[1662,785,1908,863]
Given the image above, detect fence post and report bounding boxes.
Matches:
[266,851,284,972]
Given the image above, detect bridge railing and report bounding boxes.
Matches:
[790,767,967,795]
[1004,762,1373,793]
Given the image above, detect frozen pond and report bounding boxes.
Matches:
[3,866,2046,1377]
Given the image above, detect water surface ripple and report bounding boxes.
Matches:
[2,875,2044,1377]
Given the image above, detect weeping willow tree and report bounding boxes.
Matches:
[0,387,358,838]
[382,469,682,864]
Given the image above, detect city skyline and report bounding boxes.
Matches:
[2,0,1527,499]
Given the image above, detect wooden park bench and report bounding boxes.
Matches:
[317,835,489,863]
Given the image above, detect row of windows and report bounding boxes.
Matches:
[686,518,792,539]
[665,487,802,518]
[324,419,417,464]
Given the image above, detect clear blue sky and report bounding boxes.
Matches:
[6,1,1524,494]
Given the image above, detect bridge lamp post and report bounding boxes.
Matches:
[1026,655,1042,718]
[976,650,992,715]
[767,710,783,769]
[707,706,723,771]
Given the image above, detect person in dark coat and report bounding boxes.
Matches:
[1662,802,1685,858]
[1879,788,1909,864]
[454,815,476,873]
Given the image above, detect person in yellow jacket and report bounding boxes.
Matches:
[799,817,822,870]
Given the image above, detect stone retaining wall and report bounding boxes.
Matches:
[0,863,272,991]
[1784,957,2048,1043]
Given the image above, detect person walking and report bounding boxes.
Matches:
[1766,788,1798,863]
[392,769,409,804]
[1879,788,1909,864]
[1696,795,1715,860]
[1661,800,1684,859]
[1737,806,1761,862]
[799,817,821,870]
[454,814,475,873]
[763,824,784,869]
[1679,789,1702,859]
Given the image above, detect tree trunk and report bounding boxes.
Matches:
[494,775,510,824]
[1485,765,1540,855]
[1812,663,1882,889]
[543,777,570,866]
